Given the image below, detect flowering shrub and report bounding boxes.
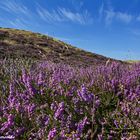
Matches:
[0,60,139,139]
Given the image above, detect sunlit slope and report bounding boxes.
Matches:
[0,27,123,66]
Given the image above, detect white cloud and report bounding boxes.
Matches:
[99,3,104,17]
[37,7,64,23]
[0,0,30,16]
[105,10,133,25]
[104,1,133,25]
[105,10,115,25]
[36,5,93,25]
[131,29,140,36]
[98,3,104,22]
[58,8,93,24]
[116,12,133,23]
[9,19,26,28]
[70,0,84,11]
[136,15,140,21]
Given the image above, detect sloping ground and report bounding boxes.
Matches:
[0,27,122,66]
[125,60,140,64]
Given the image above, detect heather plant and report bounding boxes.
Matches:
[0,59,139,139]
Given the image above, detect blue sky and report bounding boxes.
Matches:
[0,0,140,60]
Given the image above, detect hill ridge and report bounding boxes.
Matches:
[0,27,121,66]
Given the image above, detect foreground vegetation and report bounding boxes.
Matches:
[0,59,139,140]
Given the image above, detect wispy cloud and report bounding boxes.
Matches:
[99,3,104,20]
[105,10,133,25]
[136,15,140,21]
[131,29,140,36]
[58,8,93,25]
[116,12,133,23]
[37,6,64,23]
[0,0,30,16]
[103,1,133,25]
[105,10,115,25]
[9,18,27,29]
[0,0,39,30]
[36,5,93,25]
[70,0,84,11]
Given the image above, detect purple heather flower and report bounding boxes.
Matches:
[9,82,14,95]
[44,116,50,126]
[54,102,65,120]
[38,71,44,86]
[72,97,79,104]
[16,128,25,136]
[24,75,36,95]
[60,130,66,138]
[97,134,103,140]
[1,114,14,132]
[38,129,45,139]
[135,107,140,116]
[25,76,37,95]
[78,85,93,102]
[95,99,100,107]
[135,85,140,95]
[27,104,36,117]
[9,97,16,108]
[51,102,57,111]
[48,128,57,140]
[77,117,89,134]
[114,120,119,128]
[108,135,113,140]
